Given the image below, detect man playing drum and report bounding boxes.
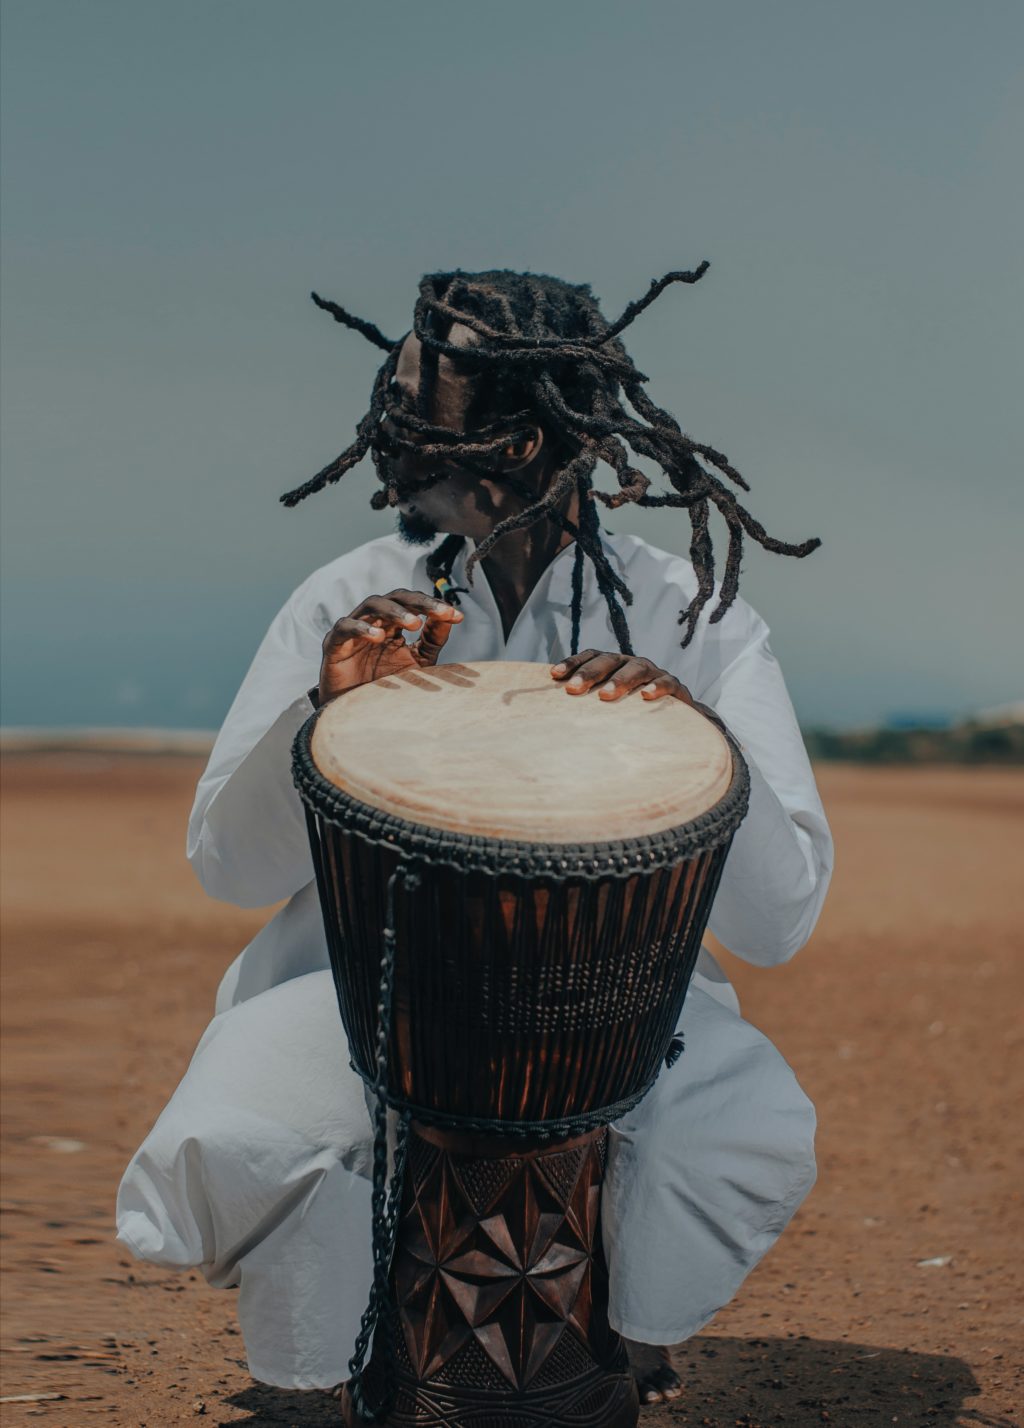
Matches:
[117,267,833,1408]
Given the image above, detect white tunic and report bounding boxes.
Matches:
[116,531,833,1390]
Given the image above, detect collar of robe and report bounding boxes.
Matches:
[453,530,631,610]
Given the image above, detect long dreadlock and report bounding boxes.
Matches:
[281,266,820,651]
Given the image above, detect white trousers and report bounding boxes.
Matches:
[116,967,815,1391]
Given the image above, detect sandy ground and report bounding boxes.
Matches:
[1,755,1022,1427]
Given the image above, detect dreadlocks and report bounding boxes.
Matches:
[280,266,820,652]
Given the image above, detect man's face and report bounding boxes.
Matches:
[382,327,546,546]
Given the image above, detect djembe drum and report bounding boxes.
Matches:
[292,661,749,1428]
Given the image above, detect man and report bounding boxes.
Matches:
[117,267,833,1408]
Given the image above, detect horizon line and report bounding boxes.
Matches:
[1,726,218,756]
[3,702,1022,759]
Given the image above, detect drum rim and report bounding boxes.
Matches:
[292,710,750,879]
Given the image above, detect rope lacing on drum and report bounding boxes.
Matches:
[346,863,418,1423]
[292,716,751,881]
[334,856,684,1422]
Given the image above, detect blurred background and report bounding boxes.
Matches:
[2,7,1022,1426]
[2,0,1020,741]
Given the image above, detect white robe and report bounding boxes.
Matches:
[116,530,833,1390]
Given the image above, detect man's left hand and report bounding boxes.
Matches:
[550,649,696,705]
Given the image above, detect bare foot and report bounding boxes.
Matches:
[623,1338,684,1406]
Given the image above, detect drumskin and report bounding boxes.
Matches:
[116,529,832,1390]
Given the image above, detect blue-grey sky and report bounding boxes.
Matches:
[2,0,1021,730]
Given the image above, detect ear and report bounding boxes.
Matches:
[500,424,544,471]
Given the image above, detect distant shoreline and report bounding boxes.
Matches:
[803,717,1024,766]
[0,727,217,756]
[3,718,1022,765]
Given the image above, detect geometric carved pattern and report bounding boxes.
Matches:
[454,1156,522,1217]
[357,1124,639,1427]
[406,1132,442,1191]
[527,1323,599,1390]
[433,1335,512,1390]
[536,1144,586,1204]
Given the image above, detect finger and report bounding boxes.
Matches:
[354,595,437,633]
[323,617,387,658]
[563,653,629,694]
[550,649,601,680]
[640,673,695,705]
[384,588,464,622]
[595,658,660,701]
[415,604,463,662]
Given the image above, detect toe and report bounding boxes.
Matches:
[638,1363,683,1405]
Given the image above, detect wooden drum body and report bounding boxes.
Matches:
[293,662,749,1427]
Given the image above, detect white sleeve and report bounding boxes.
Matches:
[695,618,833,966]
[186,583,328,909]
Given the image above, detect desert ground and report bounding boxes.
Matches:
[1,754,1021,1427]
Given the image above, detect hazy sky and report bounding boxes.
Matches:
[2,0,1021,730]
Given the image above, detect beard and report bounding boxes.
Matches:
[395,508,441,546]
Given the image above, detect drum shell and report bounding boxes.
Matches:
[310,817,732,1127]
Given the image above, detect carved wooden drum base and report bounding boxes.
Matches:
[341,1123,638,1428]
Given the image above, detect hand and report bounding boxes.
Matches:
[318,589,463,705]
[549,649,722,725]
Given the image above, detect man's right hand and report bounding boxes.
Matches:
[317,589,463,706]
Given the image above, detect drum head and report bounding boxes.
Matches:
[310,661,733,844]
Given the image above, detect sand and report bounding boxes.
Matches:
[1,756,1021,1426]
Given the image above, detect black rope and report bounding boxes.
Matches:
[346,863,419,1423]
[342,1072,662,1141]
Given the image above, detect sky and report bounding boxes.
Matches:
[2,0,1021,731]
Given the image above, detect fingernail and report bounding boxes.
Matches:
[641,682,656,694]
[568,676,584,689]
[599,683,616,696]
[551,663,566,675]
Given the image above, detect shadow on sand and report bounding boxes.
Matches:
[221,1334,1008,1427]
[668,1334,1006,1425]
